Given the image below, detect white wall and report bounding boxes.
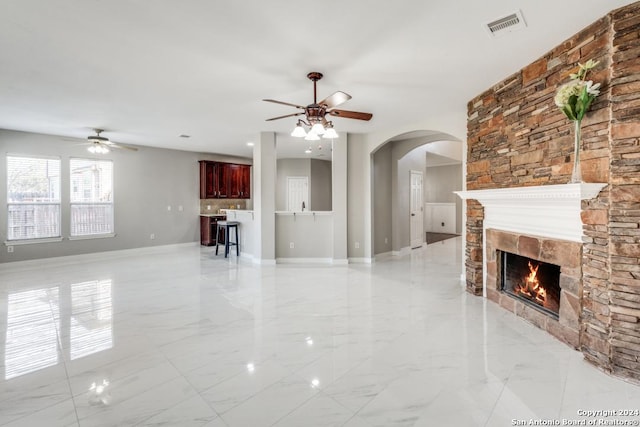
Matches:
[373,143,392,255]
[0,129,252,263]
[275,213,333,259]
[424,163,462,233]
[347,134,368,260]
[310,159,332,211]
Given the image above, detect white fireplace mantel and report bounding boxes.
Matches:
[455,183,607,242]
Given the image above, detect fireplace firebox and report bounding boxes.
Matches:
[500,252,561,318]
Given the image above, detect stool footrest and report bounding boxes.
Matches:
[215,222,240,257]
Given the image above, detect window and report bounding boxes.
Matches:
[7,155,61,240]
[70,158,114,237]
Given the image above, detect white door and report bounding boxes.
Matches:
[287,176,309,212]
[410,170,424,248]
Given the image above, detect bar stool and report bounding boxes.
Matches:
[215,221,239,257]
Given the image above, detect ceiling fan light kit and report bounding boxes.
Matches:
[304,132,320,141]
[264,72,372,142]
[291,121,308,137]
[88,143,110,154]
[79,129,139,153]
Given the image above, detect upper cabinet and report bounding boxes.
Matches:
[228,164,251,199]
[199,161,251,199]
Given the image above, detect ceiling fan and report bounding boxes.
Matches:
[263,72,372,139]
[82,129,138,153]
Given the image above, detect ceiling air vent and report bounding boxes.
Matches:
[485,10,526,37]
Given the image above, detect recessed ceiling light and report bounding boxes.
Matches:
[247,142,254,146]
[179,134,191,138]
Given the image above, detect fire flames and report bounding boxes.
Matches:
[515,261,547,306]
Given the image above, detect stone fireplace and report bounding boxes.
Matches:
[487,230,581,348]
[457,184,605,349]
[462,2,640,383]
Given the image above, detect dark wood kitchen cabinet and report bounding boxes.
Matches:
[200,215,226,246]
[199,161,228,198]
[199,161,251,199]
[228,164,251,199]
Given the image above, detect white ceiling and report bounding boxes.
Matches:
[0,1,633,159]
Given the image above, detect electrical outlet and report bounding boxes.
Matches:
[384,237,388,244]
[207,205,211,210]
[355,242,360,249]
[150,233,155,240]
[178,205,183,212]
[441,222,445,227]
[167,205,172,211]
[7,245,14,253]
[289,242,294,249]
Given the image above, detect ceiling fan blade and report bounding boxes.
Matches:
[113,144,138,151]
[265,112,304,121]
[262,99,305,109]
[328,109,373,121]
[106,142,138,151]
[320,91,351,109]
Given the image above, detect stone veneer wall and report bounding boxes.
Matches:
[465,2,640,381]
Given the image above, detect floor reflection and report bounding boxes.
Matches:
[5,287,60,379]
[70,280,113,360]
[3,280,113,380]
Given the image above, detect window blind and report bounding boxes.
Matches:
[7,156,61,240]
[70,158,114,236]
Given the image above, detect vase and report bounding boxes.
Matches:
[570,120,582,183]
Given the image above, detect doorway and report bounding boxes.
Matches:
[410,170,424,249]
[286,176,309,212]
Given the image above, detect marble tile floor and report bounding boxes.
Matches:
[0,238,638,427]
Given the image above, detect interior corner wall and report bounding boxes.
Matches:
[0,129,204,263]
[310,159,332,211]
[373,143,392,255]
[347,134,367,259]
[255,132,277,262]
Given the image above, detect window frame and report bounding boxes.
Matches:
[68,157,115,239]
[6,154,62,244]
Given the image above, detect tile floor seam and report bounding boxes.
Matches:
[164,354,228,422]
[482,374,509,427]
[264,379,324,427]
[195,362,289,416]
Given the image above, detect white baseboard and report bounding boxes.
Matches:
[0,242,199,272]
[391,246,411,257]
[252,258,276,265]
[276,257,333,264]
[332,259,349,265]
[348,257,373,264]
[374,251,393,261]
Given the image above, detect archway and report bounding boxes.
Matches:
[370,130,462,256]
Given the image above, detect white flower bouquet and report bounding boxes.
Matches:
[553,59,601,183]
[554,59,601,122]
